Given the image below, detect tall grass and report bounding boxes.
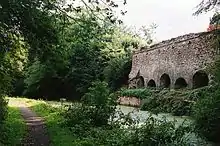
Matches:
[118,88,153,99]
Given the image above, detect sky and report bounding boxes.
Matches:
[118,0,214,41]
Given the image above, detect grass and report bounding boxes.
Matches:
[27,100,76,146]
[5,97,206,145]
[118,88,153,99]
[6,97,76,146]
[0,106,26,146]
[4,97,197,145]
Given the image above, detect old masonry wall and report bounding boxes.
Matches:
[129,31,217,89]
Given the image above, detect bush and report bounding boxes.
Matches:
[64,81,117,128]
[0,107,26,145]
[64,105,193,145]
[62,81,195,145]
[126,117,191,146]
[192,85,220,143]
[140,89,199,116]
[70,117,193,146]
[0,96,8,143]
[119,88,153,100]
[141,95,194,116]
[0,96,8,125]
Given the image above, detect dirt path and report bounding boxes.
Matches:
[19,106,50,146]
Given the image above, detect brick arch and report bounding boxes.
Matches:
[147,79,156,87]
[174,77,188,89]
[137,76,145,88]
[193,70,209,88]
[160,73,171,88]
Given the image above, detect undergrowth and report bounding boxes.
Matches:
[0,107,26,146]
[8,82,212,145]
[62,81,199,145]
[140,89,196,116]
[30,103,76,146]
[118,86,212,116]
[22,81,197,145]
[0,96,8,126]
[118,88,153,99]
[192,85,220,143]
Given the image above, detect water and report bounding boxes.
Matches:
[117,105,192,125]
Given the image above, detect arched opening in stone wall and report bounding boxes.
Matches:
[147,79,156,87]
[160,74,171,88]
[174,78,187,89]
[193,71,209,88]
[137,76,145,88]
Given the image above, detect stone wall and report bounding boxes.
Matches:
[129,31,217,89]
[117,96,141,107]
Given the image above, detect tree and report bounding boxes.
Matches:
[194,0,220,15]
[103,25,156,91]
[0,0,155,100]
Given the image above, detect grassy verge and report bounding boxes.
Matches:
[6,97,75,146]
[29,101,75,146]
[0,107,26,146]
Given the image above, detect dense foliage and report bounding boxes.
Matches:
[0,2,155,144]
[0,107,26,145]
[63,81,193,145]
[0,0,149,98]
[118,88,153,100]
[65,81,117,127]
[140,89,196,116]
[0,97,7,126]
[2,0,219,145]
[119,87,214,116]
[192,85,220,143]
[20,17,148,100]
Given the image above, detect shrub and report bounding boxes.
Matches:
[0,96,8,125]
[141,95,194,116]
[64,107,193,145]
[0,96,8,143]
[119,88,153,99]
[126,117,191,146]
[0,107,26,145]
[64,81,117,128]
[63,81,196,145]
[192,85,220,143]
[140,89,198,116]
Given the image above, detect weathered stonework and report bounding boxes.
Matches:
[129,31,217,89]
[117,96,141,107]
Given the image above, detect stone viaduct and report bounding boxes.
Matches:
[129,31,218,89]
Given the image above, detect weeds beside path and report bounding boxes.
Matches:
[8,98,51,146]
[19,106,50,146]
[0,107,26,146]
[8,97,76,146]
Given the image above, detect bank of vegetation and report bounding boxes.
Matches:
[1,0,220,145]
